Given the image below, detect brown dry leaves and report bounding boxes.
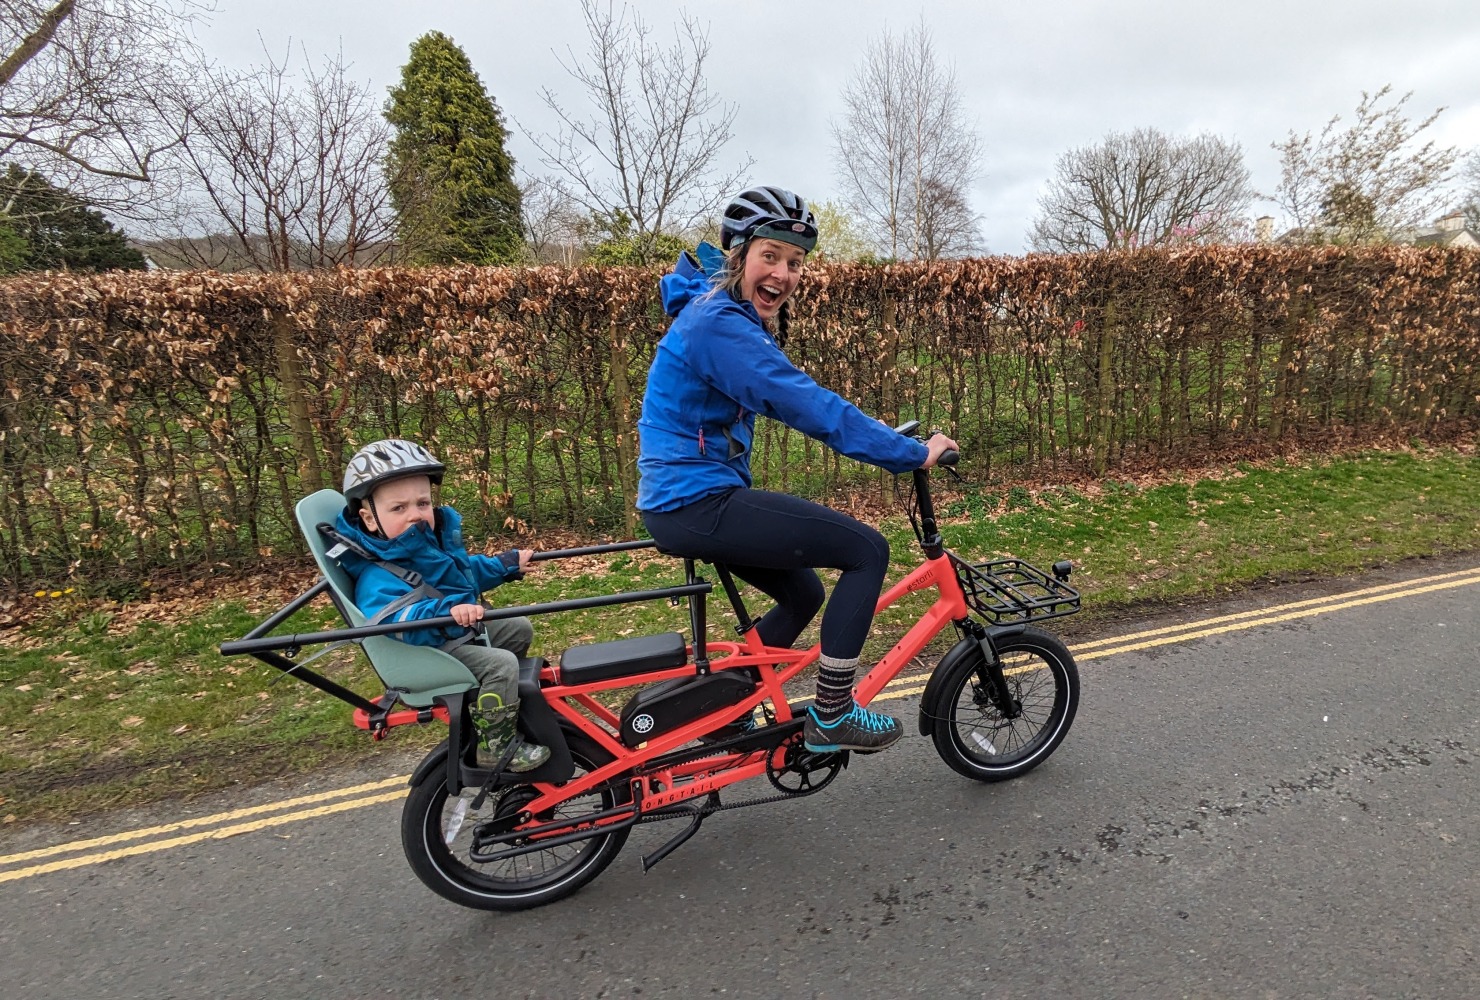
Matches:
[3,247,1479,587]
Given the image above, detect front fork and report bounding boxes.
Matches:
[962,620,1021,719]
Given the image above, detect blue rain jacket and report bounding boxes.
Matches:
[636,248,928,512]
[331,505,521,646]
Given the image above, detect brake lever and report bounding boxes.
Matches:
[930,428,963,481]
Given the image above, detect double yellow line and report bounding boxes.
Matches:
[4,565,1478,886]
[0,779,406,885]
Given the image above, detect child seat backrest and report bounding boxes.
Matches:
[295,489,476,708]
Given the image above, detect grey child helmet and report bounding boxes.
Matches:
[720,186,818,253]
[342,439,445,502]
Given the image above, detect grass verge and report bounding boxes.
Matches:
[2,446,1477,823]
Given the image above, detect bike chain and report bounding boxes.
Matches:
[634,737,847,824]
[635,787,808,824]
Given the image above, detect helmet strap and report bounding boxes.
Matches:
[363,496,388,540]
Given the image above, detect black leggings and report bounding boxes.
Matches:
[642,488,890,660]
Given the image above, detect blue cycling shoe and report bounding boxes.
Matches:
[803,703,903,753]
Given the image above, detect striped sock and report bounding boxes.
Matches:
[813,653,859,723]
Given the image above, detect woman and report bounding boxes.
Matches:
[636,186,958,753]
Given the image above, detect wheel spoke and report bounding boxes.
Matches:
[929,628,1079,782]
[402,741,633,910]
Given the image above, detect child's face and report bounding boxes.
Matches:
[360,475,434,539]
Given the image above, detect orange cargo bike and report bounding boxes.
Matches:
[220,422,1081,910]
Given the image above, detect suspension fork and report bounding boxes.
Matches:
[962,620,1021,719]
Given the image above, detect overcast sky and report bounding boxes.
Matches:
[199,0,1480,254]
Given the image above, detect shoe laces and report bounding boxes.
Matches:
[839,704,896,732]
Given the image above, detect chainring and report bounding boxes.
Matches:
[765,733,846,795]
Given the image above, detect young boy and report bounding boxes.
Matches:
[332,438,550,772]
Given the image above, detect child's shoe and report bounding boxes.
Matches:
[474,696,552,772]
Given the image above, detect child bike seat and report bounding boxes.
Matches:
[559,632,689,685]
[296,489,478,707]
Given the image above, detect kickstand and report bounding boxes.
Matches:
[641,791,720,872]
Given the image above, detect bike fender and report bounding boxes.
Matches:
[917,637,983,737]
[917,624,1032,736]
[410,738,451,788]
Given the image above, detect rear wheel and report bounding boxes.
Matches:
[400,735,631,910]
[929,626,1079,782]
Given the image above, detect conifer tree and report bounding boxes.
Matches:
[0,220,26,275]
[384,32,524,265]
[0,165,146,272]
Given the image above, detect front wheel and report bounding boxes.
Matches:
[929,626,1079,782]
[400,735,631,911]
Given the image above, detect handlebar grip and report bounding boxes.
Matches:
[937,449,959,467]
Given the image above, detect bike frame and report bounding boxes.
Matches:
[503,461,970,828]
[518,543,970,819]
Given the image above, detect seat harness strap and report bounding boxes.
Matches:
[316,523,485,652]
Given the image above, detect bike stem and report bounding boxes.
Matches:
[914,467,944,560]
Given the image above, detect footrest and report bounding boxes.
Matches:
[559,632,689,684]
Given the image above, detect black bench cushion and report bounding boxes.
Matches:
[559,631,690,685]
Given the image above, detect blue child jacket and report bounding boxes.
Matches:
[331,505,521,646]
[635,248,928,513]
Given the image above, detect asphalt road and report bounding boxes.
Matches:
[3,560,1478,999]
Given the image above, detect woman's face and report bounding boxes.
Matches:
[739,237,806,323]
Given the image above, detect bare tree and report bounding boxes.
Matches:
[1271,85,1460,244]
[524,0,751,260]
[519,174,584,265]
[1,0,202,214]
[915,177,982,259]
[831,20,983,261]
[1029,128,1252,253]
[151,44,398,271]
[1461,151,1480,233]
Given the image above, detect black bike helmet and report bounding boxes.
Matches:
[720,186,818,253]
[342,439,445,502]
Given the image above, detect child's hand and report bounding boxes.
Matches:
[449,603,485,627]
[517,549,534,573]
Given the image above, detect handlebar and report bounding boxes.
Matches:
[896,419,957,470]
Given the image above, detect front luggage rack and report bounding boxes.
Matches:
[950,555,1081,624]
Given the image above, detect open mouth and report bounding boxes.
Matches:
[755,283,784,309]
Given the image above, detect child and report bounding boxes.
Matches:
[331,438,551,772]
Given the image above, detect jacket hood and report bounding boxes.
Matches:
[659,243,726,317]
[330,505,462,575]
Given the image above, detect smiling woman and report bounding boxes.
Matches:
[634,185,960,756]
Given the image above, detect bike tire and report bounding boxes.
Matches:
[929,625,1079,782]
[401,734,632,911]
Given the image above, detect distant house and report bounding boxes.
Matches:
[1409,211,1479,249]
[1255,211,1479,248]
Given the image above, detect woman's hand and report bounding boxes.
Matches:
[449,603,485,627]
[920,433,960,469]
